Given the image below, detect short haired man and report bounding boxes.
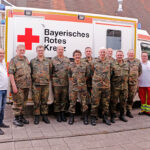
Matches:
[106,48,115,63]
[68,50,90,125]
[0,48,9,135]
[81,47,93,106]
[9,44,31,127]
[51,46,70,122]
[30,45,51,124]
[110,50,129,123]
[124,49,142,118]
[90,48,111,126]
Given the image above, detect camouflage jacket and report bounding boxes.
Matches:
[106,57,115,64]
[92,58,111,89]
[124,58,142,86]
[30,57,52,85]
[81,57,93,87]
[68,61,90,91]
[8,56,31,88]
[111,60,129,90]
[52,56,70,86]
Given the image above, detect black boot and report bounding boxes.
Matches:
[56,112,62,122]
[126,111,134,118]
[119,112,128,122]
[110,114,115,123]
[34,115,40,125]
[61,111,67,122]
[42,115,50,124]
[103,114,111,126]
[13,116,24,127]
[68,113,74,125]
[83,111,88,125]
[20,115,29,124]
[91,116,96,126]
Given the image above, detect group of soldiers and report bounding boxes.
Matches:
[8,44,142,127]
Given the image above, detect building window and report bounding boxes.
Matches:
[141,42,150,60]
[106,29,121,50]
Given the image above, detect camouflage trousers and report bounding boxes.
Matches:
[12,88,29,116]
[32,84,49,115]
[110,89,128,115]
[127,85,138,111]
[53,86,68,112]
[87,86,92,105]
[91,88,110,117]
[69,88,88,114]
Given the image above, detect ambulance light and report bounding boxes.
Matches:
[24,10,32,16]
[78,15,85,20]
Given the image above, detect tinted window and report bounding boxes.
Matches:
[106,29,121,50]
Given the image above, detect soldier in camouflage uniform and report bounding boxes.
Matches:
[124,49,142,118]
[90,48,111,126]
[106,48,115,63]
[30,45,51,125]
[52,46,70,122]
[9,44,31,127]
[68,50,90,125]
[81,47,93,107]
[110,50,129,123]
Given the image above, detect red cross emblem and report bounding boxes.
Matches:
[17,28,40,50]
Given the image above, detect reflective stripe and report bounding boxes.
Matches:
[141,104,150,112]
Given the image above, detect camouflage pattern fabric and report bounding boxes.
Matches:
[91,58,111,117]
[110,60,129,114]
[12,88,29,116]
[53,86,68,112]
[124,58,142,111]
[51,56,70,112]
[30,57,52,85]
[68,62,90,113]
[52,56,70,86]
[81,57,93,104]
[32,84,49,115]
[8,56,31,88]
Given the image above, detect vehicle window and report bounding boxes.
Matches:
[106,29,121,50]
[141,42,150,60]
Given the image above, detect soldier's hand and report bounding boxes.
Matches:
[12,85,18,94]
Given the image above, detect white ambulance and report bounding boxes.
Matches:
[2,6,150,103]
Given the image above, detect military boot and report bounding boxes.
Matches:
[83,111,88,125]
[126,111,134,118]
[20,115,29,124]
[56,112,62,122]
[42,115,50,124]
[110,114,115,123]
[103,114,111,126]
[68,113,74,125]
[13,116,24,127]
[34,115,40,125]
[91,116,96,126]
[61,111,67,122]
[119,112,128,122]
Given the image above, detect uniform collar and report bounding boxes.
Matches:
[35,56,46,61]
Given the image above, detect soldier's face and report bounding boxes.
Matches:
[74,52,81,61]
[99,49,106,59]
[128,51,134,59]
[107,48,113,57]
[57,46,64,56]
[36,47,45,57]
[141,53,148,63]
[85,48,92,58]
[16,46,25,57]
[116,52,124,61]
[0,49,5,62]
